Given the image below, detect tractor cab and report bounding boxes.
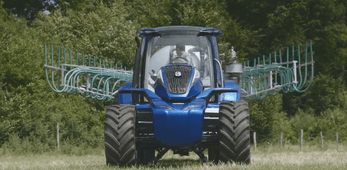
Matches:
[144,34,214,92]
[132,26,228,103]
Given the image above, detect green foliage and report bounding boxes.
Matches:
[271,111,295,143]
[249,94,283,143]
[0,3,106,150]
[288,107,347,143]
[33,1,138,66]
[56,0,98,12]
[0,80,105,151]
[284,74,347,116]
[290,109,318,142]
[174,0,228,27]
[2,0,44,20]
[127,0,175,27]
[226,0,347,77]
[319,108,347,141]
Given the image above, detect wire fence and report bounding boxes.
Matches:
[252,130,344,151]
[55,123,345,152]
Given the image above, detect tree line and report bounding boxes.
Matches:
[0,0,347,152]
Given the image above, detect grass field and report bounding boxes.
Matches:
[1,146,347,170]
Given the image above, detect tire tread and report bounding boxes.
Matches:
[218,101,250,164]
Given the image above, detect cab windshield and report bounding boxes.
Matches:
[144,34,214,91]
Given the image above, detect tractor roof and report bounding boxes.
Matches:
[137,26,223,37]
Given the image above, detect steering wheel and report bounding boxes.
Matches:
[171,56,189,64]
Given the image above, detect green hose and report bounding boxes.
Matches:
[44,44,132,101]
[241,41,314,100]
[45,41,314,102]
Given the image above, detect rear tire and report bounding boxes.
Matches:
[104,105,136,166]
[218,101,250,164]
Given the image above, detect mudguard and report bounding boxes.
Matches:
[117,81,133,104]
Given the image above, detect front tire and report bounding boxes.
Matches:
[218,101,250,164]
[104,105,136,166]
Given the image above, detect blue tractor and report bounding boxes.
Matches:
[45,26,314,166]
[104,26,250,165]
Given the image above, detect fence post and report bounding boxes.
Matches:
[253,132,257,151]
[300,129,303,150]
[57,123,60,149]
[320,132,323,150]
[336,132,339,151]
[280,132,283,150]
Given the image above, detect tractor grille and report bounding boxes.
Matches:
[164,65,192,94]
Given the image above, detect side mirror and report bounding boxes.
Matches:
[149,70,157,81]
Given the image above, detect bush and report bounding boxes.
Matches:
[271,111,295,144]
[290,109,318,143]
[249,94,284,143]
[317,108,347,141]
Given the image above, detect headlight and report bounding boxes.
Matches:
[222,92,237,101]
[156,69,165,86]
[191,68,200,85]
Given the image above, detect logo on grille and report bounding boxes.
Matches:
[175,71,182,77]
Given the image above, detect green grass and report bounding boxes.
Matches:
[0,145,347,170]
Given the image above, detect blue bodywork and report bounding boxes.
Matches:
[118,26,242,147]
[219,80,242,102]
[119,87,239,147]
[118,81,133,104]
